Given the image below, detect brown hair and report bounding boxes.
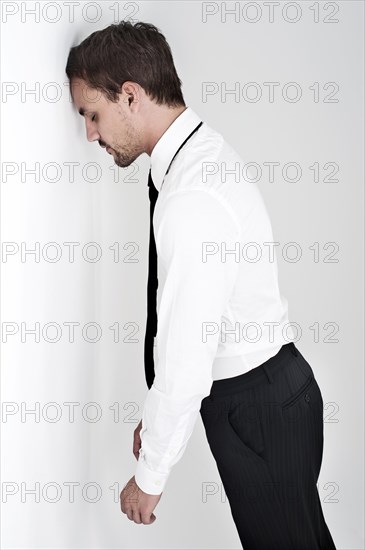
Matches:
[65,20,185,107]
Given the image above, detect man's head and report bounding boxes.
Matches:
[66,21,186,167]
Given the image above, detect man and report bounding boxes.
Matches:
[66,20,337,549]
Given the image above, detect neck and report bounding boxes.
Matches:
[145,105,187,156]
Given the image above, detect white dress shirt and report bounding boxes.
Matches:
[134,106,296,495]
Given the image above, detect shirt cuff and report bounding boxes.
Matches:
[134,451,170,495]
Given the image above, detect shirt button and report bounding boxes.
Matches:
[155,480,161,485]
[304,394,310,403]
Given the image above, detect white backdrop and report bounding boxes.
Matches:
[1,1,364,548]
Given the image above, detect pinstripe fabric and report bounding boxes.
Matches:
[200,343,337,550]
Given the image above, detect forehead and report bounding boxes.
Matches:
[71,78,106,113]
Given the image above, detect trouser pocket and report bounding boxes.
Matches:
[281,375,315,409]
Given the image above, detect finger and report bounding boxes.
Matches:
[125,507,134,521]
[141,512,156,525]
[132,508,142,524]
[120,493,125,514]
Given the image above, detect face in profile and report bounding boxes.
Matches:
[71,77,144,168]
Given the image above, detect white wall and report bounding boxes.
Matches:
[1,1,363,548]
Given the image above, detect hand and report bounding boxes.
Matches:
[133,419,143,460]
[120,476,162,524]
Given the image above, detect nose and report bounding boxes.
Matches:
[85,119,100,143]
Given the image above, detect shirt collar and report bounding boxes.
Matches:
[150,106,202,192]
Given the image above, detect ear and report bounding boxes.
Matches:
[121,81,141,107]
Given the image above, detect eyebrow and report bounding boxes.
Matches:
[79,108,92,116]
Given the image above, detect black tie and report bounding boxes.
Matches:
[144,120,203,389]
[144,169,159,390]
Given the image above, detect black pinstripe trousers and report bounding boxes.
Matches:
[200,342,337,550]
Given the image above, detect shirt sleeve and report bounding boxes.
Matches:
[134,189,240,495]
